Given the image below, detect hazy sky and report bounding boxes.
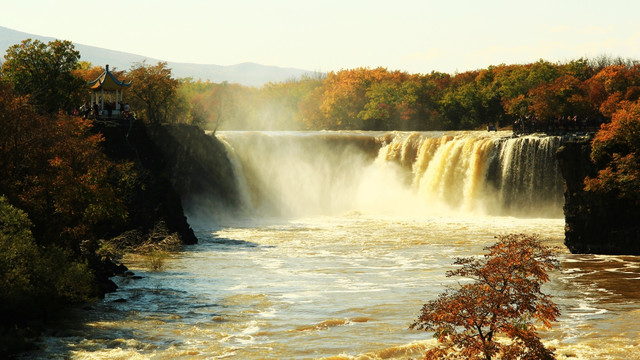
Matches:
[2,0,639,74]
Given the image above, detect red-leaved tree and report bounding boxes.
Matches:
[411,234,560,360]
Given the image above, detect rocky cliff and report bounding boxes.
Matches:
[96,122,239,245]
[145,125,240,217]
[96,121,196,245]
[557,137,640,254]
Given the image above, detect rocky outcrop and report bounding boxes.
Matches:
[90,121,240,293]
[95,121,199,245]
[557,137,640,254]
[95,121,240,241]
[145,125,240,215]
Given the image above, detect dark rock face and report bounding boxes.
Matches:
[95,121,240,246]
[95,121,199,245]
[88,121,240,295]
[145,125,240,216]
[557,138,640,255]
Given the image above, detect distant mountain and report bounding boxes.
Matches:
[0,26,318,87]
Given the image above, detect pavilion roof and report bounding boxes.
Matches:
[88,65,131,91]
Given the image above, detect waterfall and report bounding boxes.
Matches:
[216,131,565,218]
[376,131,564,217]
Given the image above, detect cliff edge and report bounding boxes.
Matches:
[557,137,640,254]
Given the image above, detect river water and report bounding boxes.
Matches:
[24,131,640,359]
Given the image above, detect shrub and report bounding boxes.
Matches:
[0,196,95,322]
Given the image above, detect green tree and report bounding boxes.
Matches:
[0,195,95,322]
[440,80,484,129]
[411,234,559,360]
[359,78,422,130]
[0,195,40,315]
[1,38,84,114]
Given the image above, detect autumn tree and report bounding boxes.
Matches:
[584,100,640,202]
[255,74,325,130]
[528,75,594,122]
[198,81,235,132]
[170,57,640,131]
[317,68,374,129]
[0,83,130,250]
[411,234,560,360]
[126,61,183,124]
[587,65,640,118]
[1,38,84,114]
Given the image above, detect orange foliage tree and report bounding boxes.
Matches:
[527,75,594,122]
[318,68,377,129]
[0,83,130,250]
[126,61,182,124]
[584,100,640,202]
[588,65,640,118]
[411,234,559,360]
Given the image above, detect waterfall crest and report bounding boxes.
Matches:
[216,131,565,218]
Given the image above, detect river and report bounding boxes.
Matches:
[23,131,640,359]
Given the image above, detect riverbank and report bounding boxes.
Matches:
[1,121,240,357]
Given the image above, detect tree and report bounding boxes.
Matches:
[0,195,40,315]
[528,75,594,122]
[1,38,84,114]
[585,100,640,202]
[0,83,130,250]
[126,61,181,124]
[411,234,559,360]
[0,195,95,324]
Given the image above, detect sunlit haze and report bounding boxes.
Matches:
[2,0,640,74]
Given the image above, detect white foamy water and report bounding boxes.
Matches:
[22,131,640,360]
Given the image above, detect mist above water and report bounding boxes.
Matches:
[216,130,565,220]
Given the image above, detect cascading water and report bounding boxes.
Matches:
[25,130,640,360]
[217,130,565,219]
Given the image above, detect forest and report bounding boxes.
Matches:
[176,55,640,132]
[2,38,640,355]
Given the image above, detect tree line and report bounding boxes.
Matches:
[7,39,637,133]
[179,56,640,132]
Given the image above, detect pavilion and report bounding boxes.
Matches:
[87,64,131,118]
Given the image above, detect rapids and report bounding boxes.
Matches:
[21,131,640,360]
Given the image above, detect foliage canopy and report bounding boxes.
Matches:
[411,234,559,360]
[174,56,640,132]
[585,100,640,202]
[1,38,84,114]
[126,61,182,124]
